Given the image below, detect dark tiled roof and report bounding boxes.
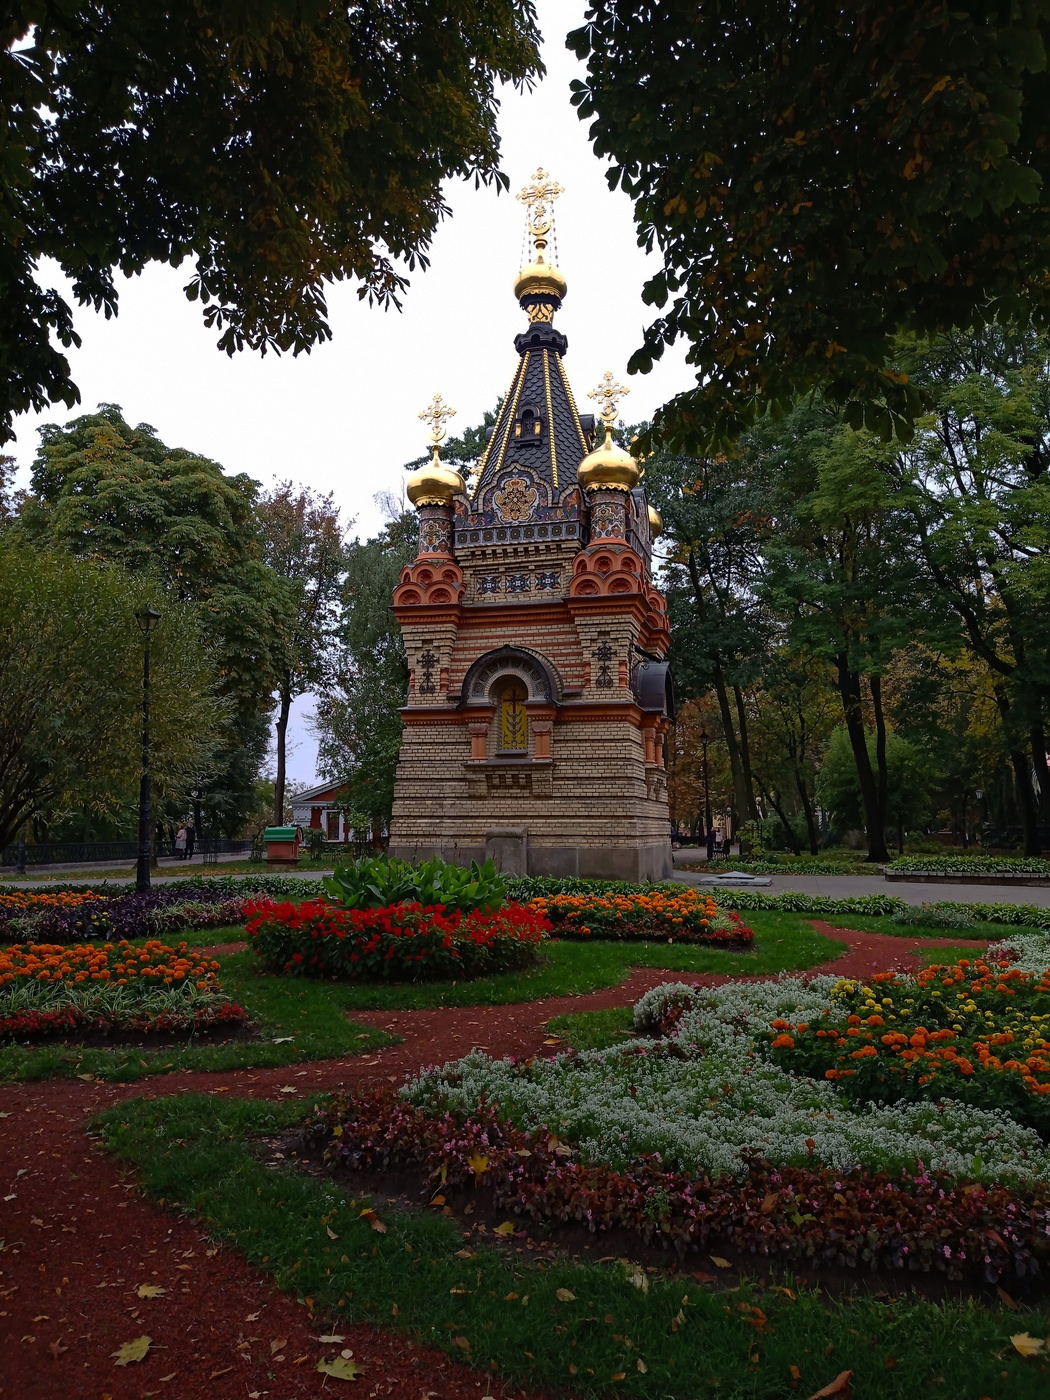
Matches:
[470,321,594,513]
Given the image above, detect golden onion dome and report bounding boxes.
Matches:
[514,254,568,303]
[647,503,663,537]
[577,429,641,492]
[406,454,465,506]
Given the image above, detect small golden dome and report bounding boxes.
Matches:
[514,255,567,302]
[577,429,641,492]
[647,503,663,537]
[406,454,464,506]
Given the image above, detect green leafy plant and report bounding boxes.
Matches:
[892,903,977,929]
[887,856,1050,876]
[322,854,506,914]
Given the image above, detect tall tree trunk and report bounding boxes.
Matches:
[685,549,752,822]
[710,664,751,824]
[870,675,889,845]
[1009,748,1041,857]
[794,771,820,855]
[1030,719,1050,830]
[834,655,889,862]
[274,683,292,824]
[994,685,1041,856]
[732,685,760,821]
[758,779,801,854]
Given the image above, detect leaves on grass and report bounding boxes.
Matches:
[492,1221,516,1236]
[112,1335,151,1366]
[997,1285,1019,1310]
[1011,1332,1047,1357]
[135,1284,166,1299]
[359,1208,387,1233]
[806,1370,853,1399]
[624,1267,649,1293]
[317,1355,363,1380]
[452,1336,471,1351]
[326,1226,339,1240]
[556,1288,576,1301]
[710,1255,732,1269]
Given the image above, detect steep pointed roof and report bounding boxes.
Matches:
[467,169,594,509]
[470,324,593,501]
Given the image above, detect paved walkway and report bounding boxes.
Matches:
[671,868,1050,907]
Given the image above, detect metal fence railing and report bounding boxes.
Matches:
[1,837,255,869]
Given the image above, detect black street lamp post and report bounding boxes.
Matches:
[135,607,161,893]
[699,728,712,834]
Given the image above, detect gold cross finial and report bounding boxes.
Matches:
[418,392,456,447]
[517,167,564,255]
[588,370,630,426]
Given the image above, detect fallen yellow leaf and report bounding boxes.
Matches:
[710,1255,732,1269]
[467,1153,489,1176]
[326,1227,339,1240]
[135,1284,166,1299]
[493,1222,516,1236]
[805,1370,853,1399]
[1011,1332,1047,1358]
[271,1337,288,1355]
[556,1288,576,1302]
[112,1335,151,1366]
[317,1355,362,1380]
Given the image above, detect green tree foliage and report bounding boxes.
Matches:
[313,510,418,833]
[0,540,220,849]
[645,443,773,822]
[17,405,289,832]
[257,483,349,823]
[817,727,939,854]
[1,2,542,441]
[568,2,1050,451]
[759,412,927,861]
[892,325,1050,853]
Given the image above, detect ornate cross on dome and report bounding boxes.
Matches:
[588,370,630,426]
[517,167,564,254]
[418,392,456,446]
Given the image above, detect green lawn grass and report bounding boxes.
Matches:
[95,1091,1050,1400]
[806,912,1020,941]
[284,910,844,1011]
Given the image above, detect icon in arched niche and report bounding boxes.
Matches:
[493,474,539,523]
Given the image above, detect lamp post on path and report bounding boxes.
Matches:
[135,607,161,893]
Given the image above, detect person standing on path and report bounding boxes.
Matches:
[185,820,196,860]
[174,824,187,860]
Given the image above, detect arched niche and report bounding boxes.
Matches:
[460,645,561,706]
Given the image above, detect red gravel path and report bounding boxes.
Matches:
[0,924,990,1399]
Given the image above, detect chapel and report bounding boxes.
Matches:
[388,170,674,880]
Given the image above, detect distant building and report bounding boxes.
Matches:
[388,170,674,880]
[289,781,351,842]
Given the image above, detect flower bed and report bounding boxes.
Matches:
[766,956,1050,1134]
[0,939,246,1037]
[0,886,257,944]
[315,1087,1050,1287]
[327,929,1050,1285]
[245,898,549,982]
[527,889,753,945]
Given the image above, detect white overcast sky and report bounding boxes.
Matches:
[8,0,692,789]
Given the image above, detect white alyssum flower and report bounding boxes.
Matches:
[406,950,1050,1187]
